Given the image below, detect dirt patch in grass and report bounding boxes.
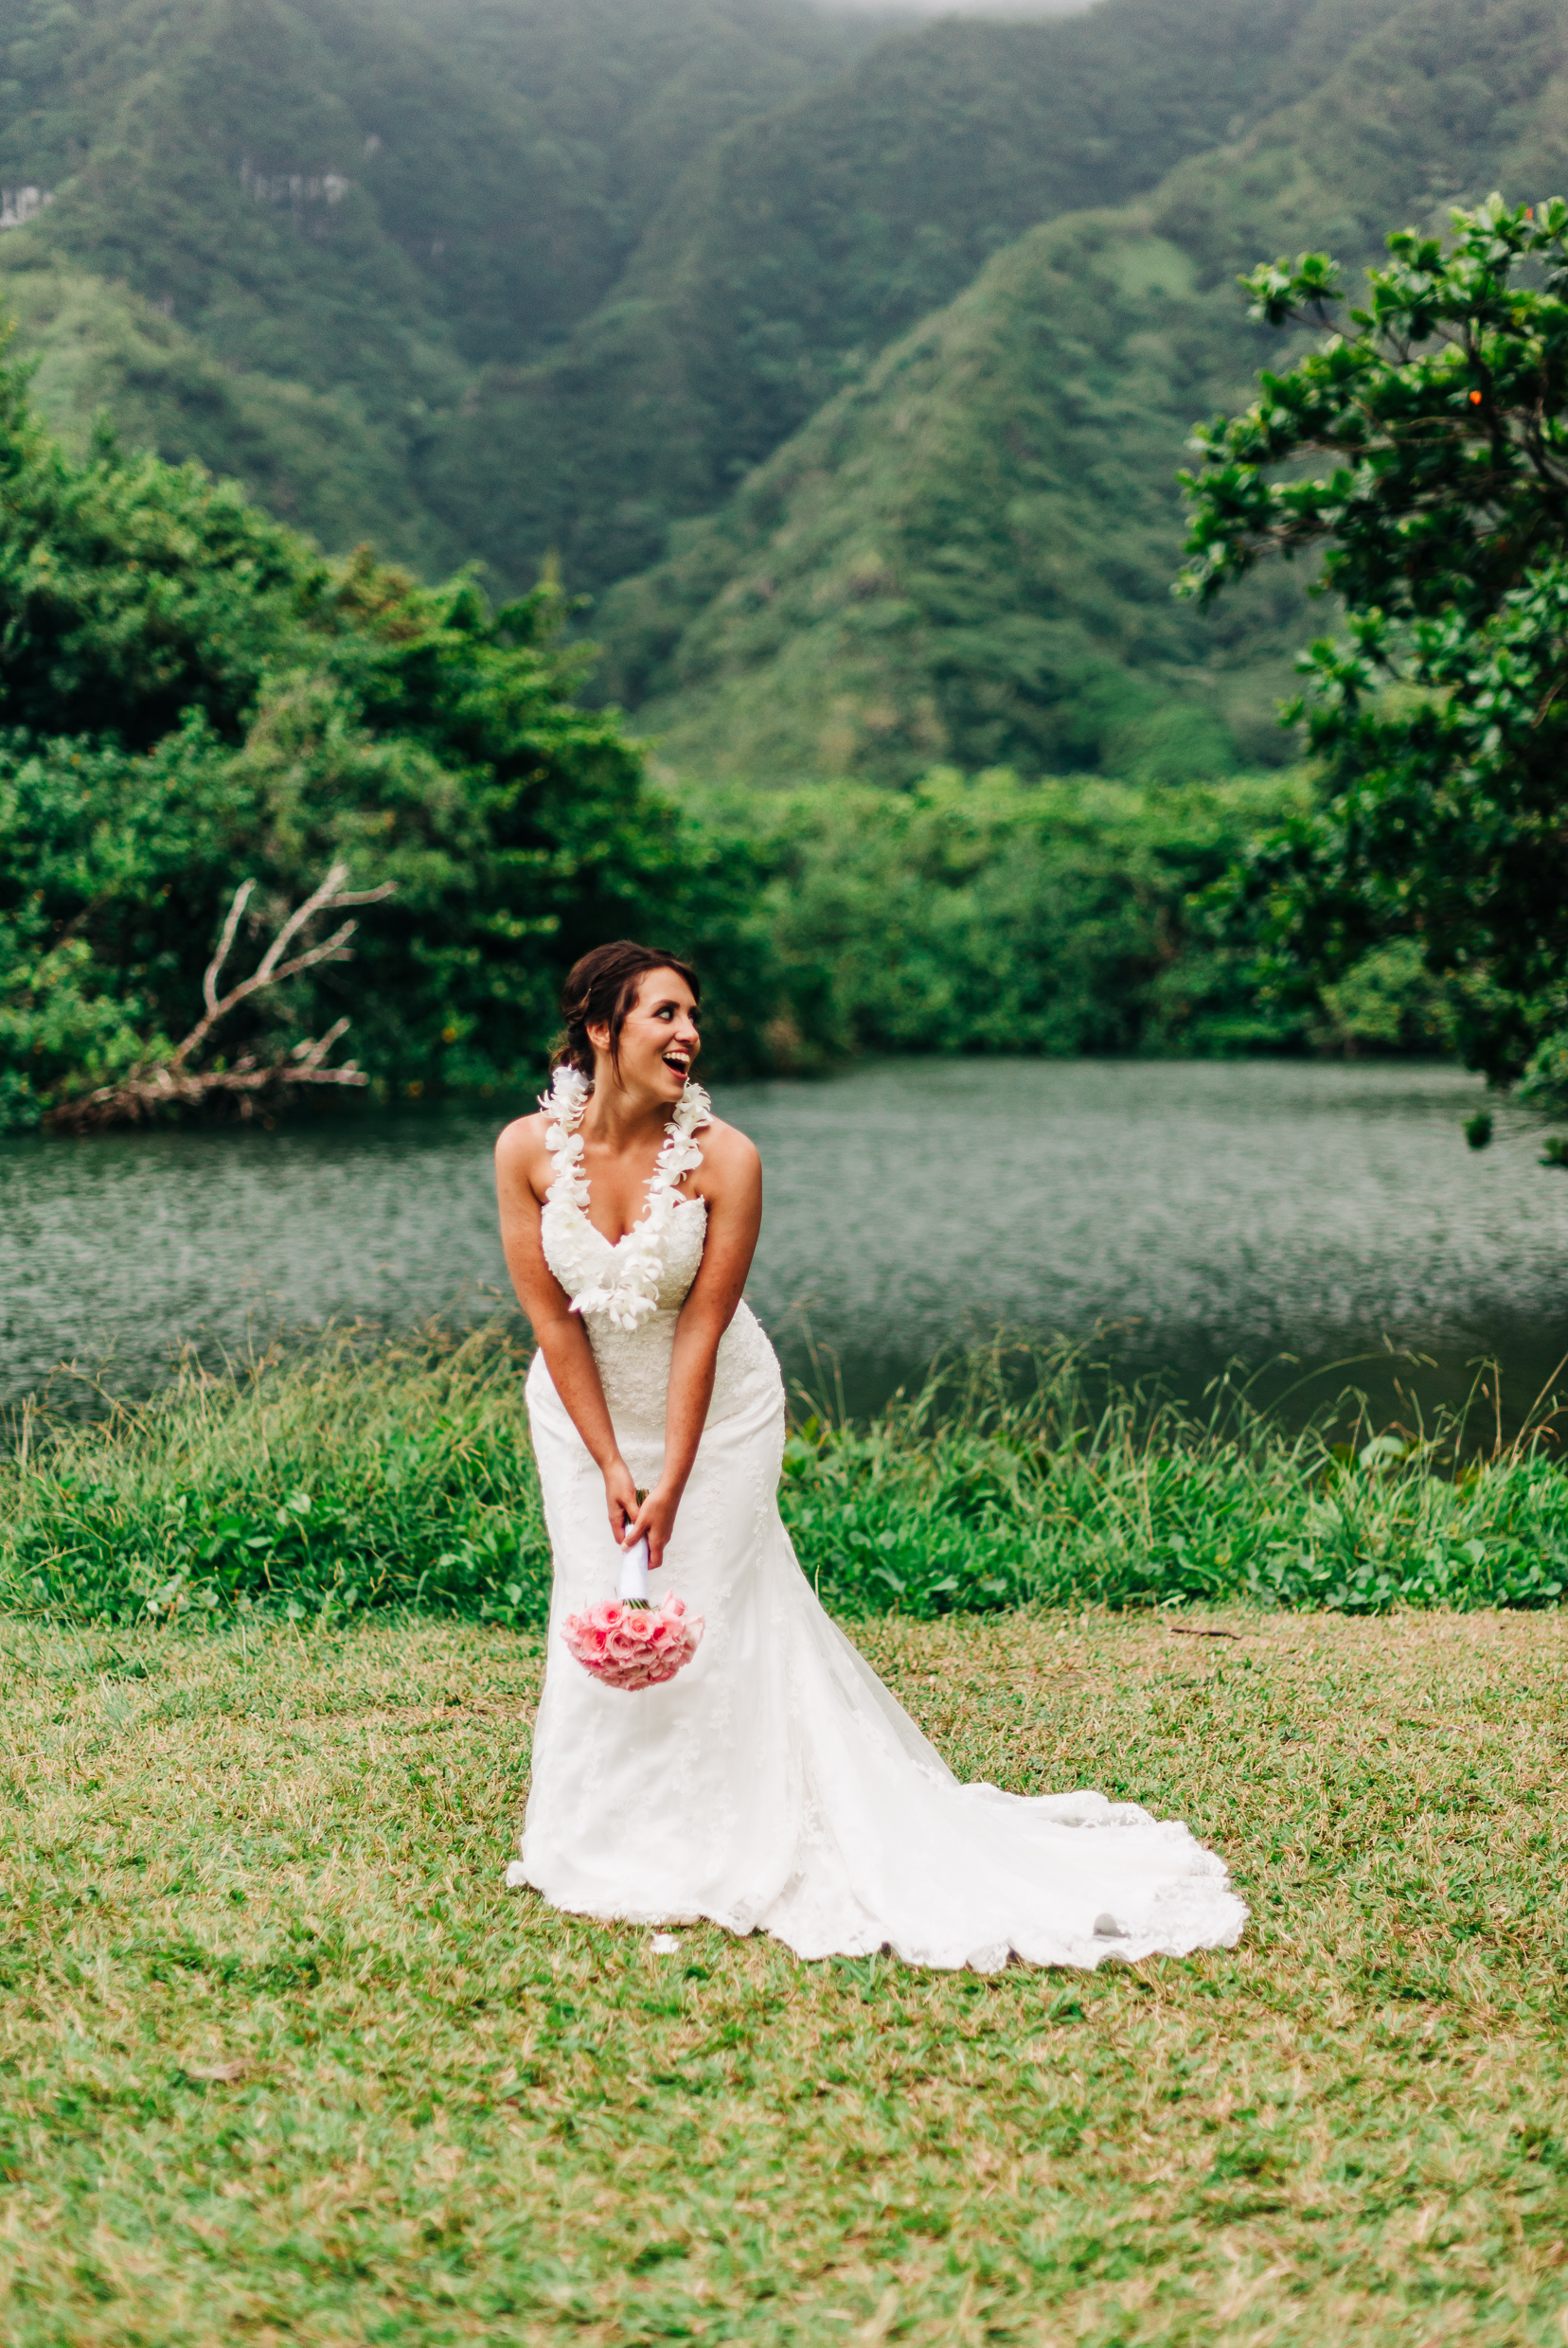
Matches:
[0,1607,1564,2344]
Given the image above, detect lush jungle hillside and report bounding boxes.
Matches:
[424,0,1356,593]
[4,0,1568,795]
[0,0,871,563]
[0,0,1387,596]
[599,0,1568,783]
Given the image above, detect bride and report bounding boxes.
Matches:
[494,939,1246,1970]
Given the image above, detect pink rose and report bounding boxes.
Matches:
[562,1591,704,1689]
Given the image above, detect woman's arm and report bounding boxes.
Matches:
[493,1118,641,1545]
[628,1122,762,1570]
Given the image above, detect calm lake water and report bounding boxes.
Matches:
[3,1058,1566,1433]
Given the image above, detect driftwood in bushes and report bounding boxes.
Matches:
[48,863,394,1131]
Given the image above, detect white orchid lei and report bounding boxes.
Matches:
[541,1064,711,1332]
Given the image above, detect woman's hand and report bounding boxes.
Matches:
[625,1481,683,1573]
[602,1457,641,1548]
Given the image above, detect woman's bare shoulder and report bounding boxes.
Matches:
[695,1112,761,1182]
[494,1109,552,1189]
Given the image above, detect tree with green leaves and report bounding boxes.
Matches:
[0,353,771,1130]
[1181,195,1568,1104]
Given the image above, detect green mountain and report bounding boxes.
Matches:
[422,0,1363,593]
[596,0,1568,783]
[5,0,1566,789]
[0,264,446,563]
[0,0,866,565]
[0,0,1380,597]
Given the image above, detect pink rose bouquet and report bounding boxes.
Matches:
[560,1535,704,1692]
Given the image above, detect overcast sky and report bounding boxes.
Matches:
[827,0,1092,13]
[825,0,1091,14]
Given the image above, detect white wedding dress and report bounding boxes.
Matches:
[508,1073,1247,1971]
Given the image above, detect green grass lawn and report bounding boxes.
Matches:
[1,1606,1564,2344]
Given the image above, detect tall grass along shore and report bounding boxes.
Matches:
[4,1332,1567,1629]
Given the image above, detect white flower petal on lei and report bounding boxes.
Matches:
[538,1070,711,1328]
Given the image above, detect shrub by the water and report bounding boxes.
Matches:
[690,767,1463,1066]
[5,1335,1565,1629]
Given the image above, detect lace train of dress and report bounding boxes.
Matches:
[508,1073,1247,1971]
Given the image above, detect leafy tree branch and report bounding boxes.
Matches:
[1181,197,1568,1102]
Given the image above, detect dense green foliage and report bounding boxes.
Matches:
[707,768,1325,1061]
[6,1333,1566,1628]
[0,353,315,744]
[1184,199,1568,1094]
[0,353,767,1130]
[0,345,1455,1131]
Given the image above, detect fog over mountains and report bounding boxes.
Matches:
[1,0,1562,783]
[829,1,1091,14]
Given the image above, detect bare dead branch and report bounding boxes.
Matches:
[294,1015,351,1070]
[203,879,255,1020]
[46,1052,373,1133]
[172,867,394,1067]
[48,865,396,1134]
[174,921,363,1065]
[251,863,350,987]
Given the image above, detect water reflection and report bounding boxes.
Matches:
[2,1059,1565,1432]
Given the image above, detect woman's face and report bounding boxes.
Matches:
[592,968,701,1103]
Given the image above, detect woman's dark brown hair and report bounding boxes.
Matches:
[552,941,701,1080]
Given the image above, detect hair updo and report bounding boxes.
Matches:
[552,940,701,1081]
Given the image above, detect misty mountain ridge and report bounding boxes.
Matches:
[601,0,1568,784]
[1,0,1563,783]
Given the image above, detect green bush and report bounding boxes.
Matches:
[706,764,1434,1063]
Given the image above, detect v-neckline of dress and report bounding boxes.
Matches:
[541,1067,712,1333]
[579,1135,674,1254]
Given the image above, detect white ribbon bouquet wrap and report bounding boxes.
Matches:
[561,1532,704,1693]
[617,1536,652,1605]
